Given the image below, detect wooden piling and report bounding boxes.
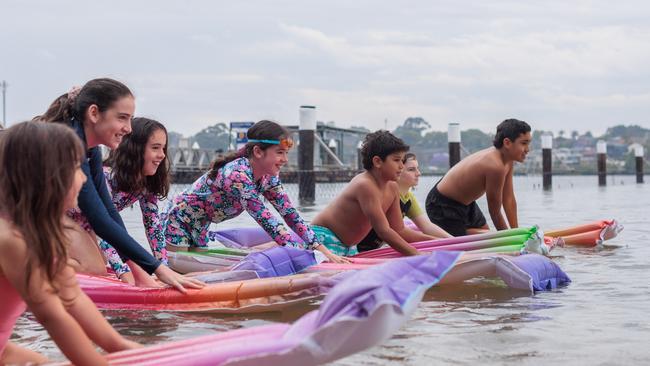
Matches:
[597,140,607,186]
[448,123,461,168]
[299,106,316,205]
[635,146,644,184]
[542,134,553,190]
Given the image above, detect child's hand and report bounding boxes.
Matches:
[154,265,205,293]
[325,252,352,264]
[120,339,144,350]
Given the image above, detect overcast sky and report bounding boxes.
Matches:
[2,0,650,136]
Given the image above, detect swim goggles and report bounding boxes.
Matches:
[247,138,294,149]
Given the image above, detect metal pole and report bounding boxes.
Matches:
[448,123,461,168]
[327,138,337,166]
[299,106,316,205]
[1,80,7,127]
[357,140,363,171]
[635,146,644,184]
[542,134,553,190]
[597,140,607,186]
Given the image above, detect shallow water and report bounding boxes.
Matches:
[12,175,650,364]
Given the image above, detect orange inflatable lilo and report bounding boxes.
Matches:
[544,219,622,246]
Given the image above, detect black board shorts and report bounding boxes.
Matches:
[425,185,487,236]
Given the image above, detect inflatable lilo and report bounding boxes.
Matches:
[312,253,570,293]
[167,226,544,274]
[167,232,569,294]
[79,250,332,313]
[545,219,623,246]
[74,253,460,366]
[204,225,555,257]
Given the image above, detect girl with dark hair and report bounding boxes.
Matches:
[42,78,204,292]
[164,120,349,263]
[0,122,140,365]
[69,117,170,284]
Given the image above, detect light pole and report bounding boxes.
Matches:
[1,80,7,128]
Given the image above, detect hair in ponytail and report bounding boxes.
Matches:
[207,120,290,179]
[38,78,132,125]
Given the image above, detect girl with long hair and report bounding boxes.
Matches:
[40,78,203,292]
[0,122,141,365]
[165,120,349,263]
[69,117,170,284]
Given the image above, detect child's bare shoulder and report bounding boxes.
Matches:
[0,220,28,267]
[348,173,380,193]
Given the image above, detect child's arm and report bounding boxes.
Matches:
[357,183,420,256]
[139,194,169,264]
[485,166,509,230]
[53,266,142,352]
[411,214,453,238]
[262,177,320,249]
[404,193,453,238]
[502,164,518,228]
[0,238,123,365]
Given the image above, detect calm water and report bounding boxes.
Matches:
[12,175,650,365]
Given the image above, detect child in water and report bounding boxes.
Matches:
[164,120,348,263]
[311,131,435,256]
[357,153,451,252]
[69,117,170,284]
[41,78,203,291]
[0,122,141,365]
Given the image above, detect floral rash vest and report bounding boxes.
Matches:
[164,157,319,250]
[68,168,168,276]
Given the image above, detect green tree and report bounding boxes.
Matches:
[460,129,493,153]
[571,130,579,140]
[192,123,232,150]
[393,117,431,147]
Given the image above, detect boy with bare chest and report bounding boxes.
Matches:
[425,119,531,236]
[311,131,433,256]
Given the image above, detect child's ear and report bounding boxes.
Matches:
[86,104,100,125]
[503,137,513,148]
[372,155,383,168]
[252,145,264,158]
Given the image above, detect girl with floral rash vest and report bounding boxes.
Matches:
[164,120,349,263]
[68,117,170,284]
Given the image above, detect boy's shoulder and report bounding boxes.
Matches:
[347,172,380,191]
[474,148,509,171]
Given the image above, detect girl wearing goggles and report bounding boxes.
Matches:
[164,120,349,264]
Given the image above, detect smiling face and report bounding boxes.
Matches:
[142,128,167,176]
[87,96,135,149]
[504,131,532,163]
[399,157,420,189]
[255,144,289,176]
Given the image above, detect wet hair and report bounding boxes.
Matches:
[361,130,410,170]
[0,121,84,289]
[39,78,133,125]
[208,120,291,179]
[403,152,417,164]
[493,119,531,148]
[105,117,170,198]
